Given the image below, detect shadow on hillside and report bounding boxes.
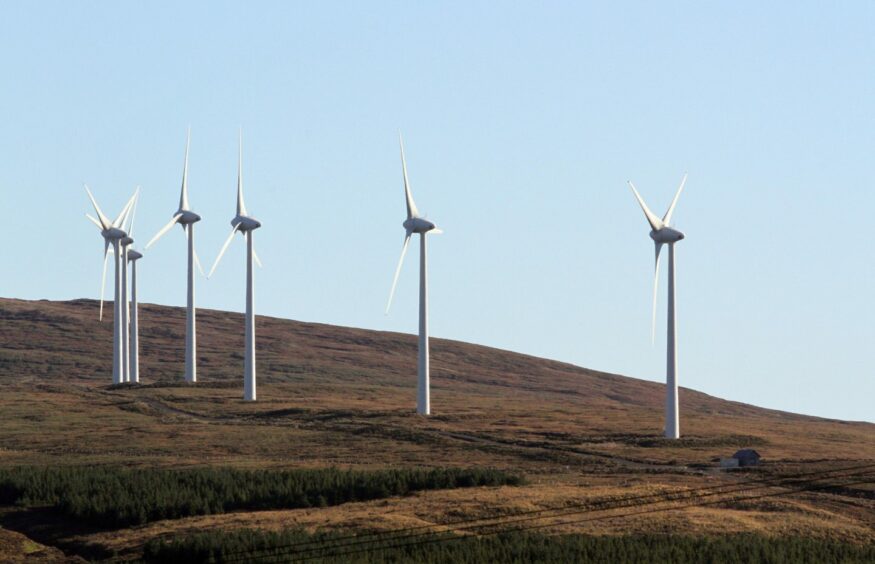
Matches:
[108,380,239,390]
[0,507,115,561]
[540,432,769,449]
[251,407,411,421]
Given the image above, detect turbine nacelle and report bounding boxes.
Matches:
[102,227,128,241]
[403,217,437,234]
[651,227,685,244]
[120,236,134,247]
[128,250,143,261]
[232,215,262,232]
[176,210,202,225]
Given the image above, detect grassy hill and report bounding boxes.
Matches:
[0,297,872,561]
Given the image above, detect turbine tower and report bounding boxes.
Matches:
[128,249,143,383]
[385,135,442,416]
[124,193,143,384]
[208,131,263,401]
[627,174,687,439]
[84,186,138,384]
[146,129,204,383]
[120,232,132,383]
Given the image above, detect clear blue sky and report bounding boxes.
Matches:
[2,2,872,422]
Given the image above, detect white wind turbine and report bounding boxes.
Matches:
[208,132,263,401]
[84,186,139,384]
[385,135,442,416]
[146,129,205,383]
[627,174,687,439]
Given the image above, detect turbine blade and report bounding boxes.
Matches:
[85,214,103,230]
[184,224,207,276]
[385,232,412,314]
[126,187,141,237]
[252,247,263,268]
[83,185,111,229]
[627,181,663,231]
[194,249,206,276]
[236,129,247,217]
[662,173,688,226]
[208,224,239,278]
[399,133,419,219]
[180,127,191,211]
[99,242,110,321]
[113,188,139,229]
[652,242,663,345]
[145,213,182,249]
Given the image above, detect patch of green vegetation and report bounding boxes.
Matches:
[0,466,522,528]
[21,539,43,554]
[143,529,875,564]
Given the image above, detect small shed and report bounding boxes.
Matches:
[732,449,761,467]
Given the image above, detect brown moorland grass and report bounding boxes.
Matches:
[0,297,872,560]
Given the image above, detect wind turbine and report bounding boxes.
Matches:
[385,135,442,416]
[627,174,687,439]
[208,131,263,401]
[146,129,204,383]
[84,186,138,384]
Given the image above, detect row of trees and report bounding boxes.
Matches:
[144,530,875,563]
[0,465,522,527]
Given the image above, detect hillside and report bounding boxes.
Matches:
[0,297,872,560]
